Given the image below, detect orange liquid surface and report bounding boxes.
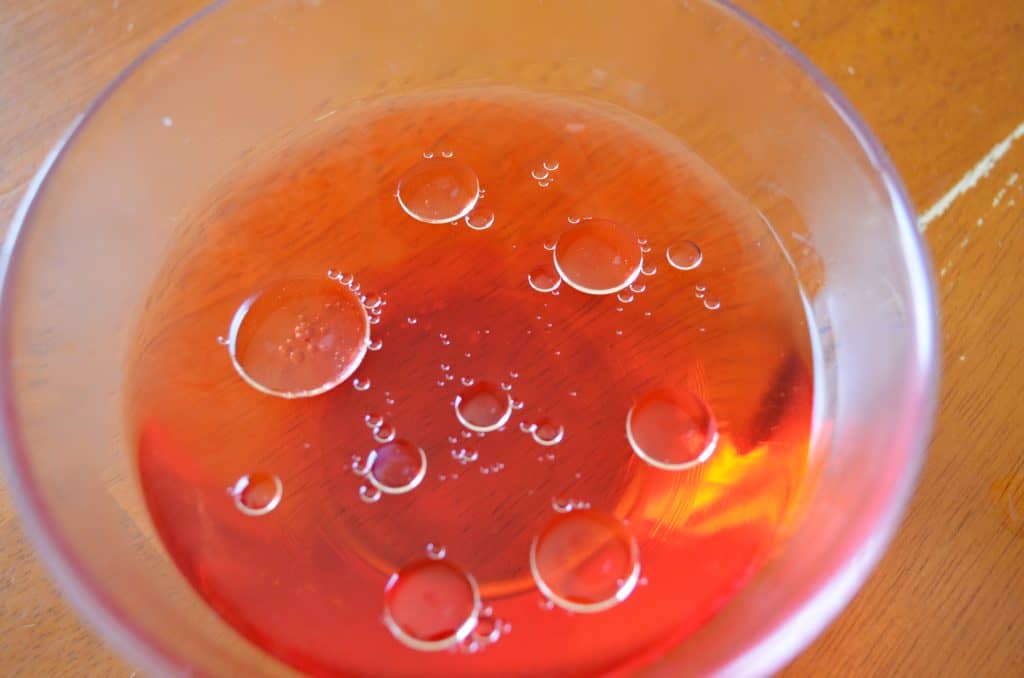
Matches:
[128,89,815,677]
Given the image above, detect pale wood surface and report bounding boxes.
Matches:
[0,1,1022,675]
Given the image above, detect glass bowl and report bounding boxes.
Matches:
[0,1,938,675]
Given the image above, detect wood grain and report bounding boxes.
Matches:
[0,0,1022,676]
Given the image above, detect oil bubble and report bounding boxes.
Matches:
[528,264,562,293]
[230,472,282,516]
[465,208,495,231]
[383,559,481,651]
[426,543,447,560]
[359,484,382,503]
[530,510,639,613]
[454,381,512,432]
[667,241,703,270]
[397,157,480,224]
[626,389,718,470]
[228,278,369,398]
[368,439,427,494]
[703,296,721,310]
[553,219,641,295]
[531,418,565,446]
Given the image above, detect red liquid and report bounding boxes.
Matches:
[127,89,815,676]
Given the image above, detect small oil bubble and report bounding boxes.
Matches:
[616,291,634,304]
[552,497,591,513]
[626,389,718,470]
[451,447,479,465]
[359,484,382,503]
[216,335,229,346]
[567,215,582,224]
[543,160,560,172]
[531,418,565,446]
[531,168,550,181]
[454,381,512,432]
[406,316,418,325]
[530,510,639,613]
[528,263,562,294]
[362,292,383,310]
[373,422,397,443]
[703,296,721,310]
[426,543,447,560]
[629,281,646,294]
[230,473,282,516]
[460,376,475,386]
[368,440,427,494]
[464,208,495,231]
[383,559,481,651]
[440,150,454,159]
[351,454,371,476]
[367,338,383,352]
[538,179,551,188]
[353,377,371,391]
[543,239,557,251]
[551,498,574,513]
[553,220,642,295]
[397,157,480,224]
[365,412,384,428]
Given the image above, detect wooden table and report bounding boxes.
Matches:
[1,1,1021,675]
